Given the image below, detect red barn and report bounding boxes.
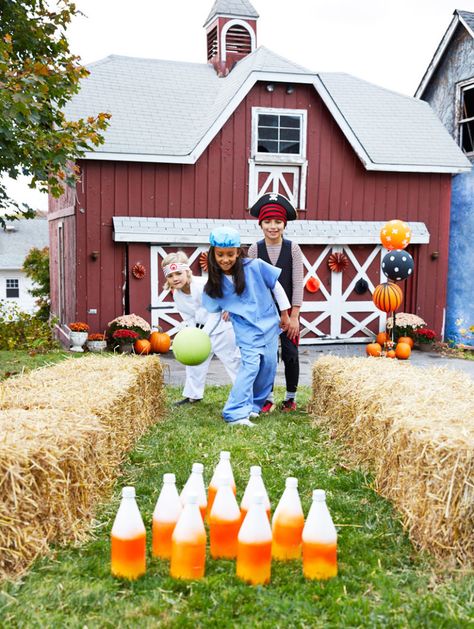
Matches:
[49,0,470,344]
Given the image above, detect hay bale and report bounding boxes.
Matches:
[308,355,474,566]
[0,355,165,580]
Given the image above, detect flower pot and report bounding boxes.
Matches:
[119,342,134,354]
[417,342,434,352]
[69,331,88,352]
[87,340,107,352]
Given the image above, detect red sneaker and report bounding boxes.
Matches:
[261,400,276,413]
[281,399,297,412]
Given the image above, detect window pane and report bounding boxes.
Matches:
[280,128,300,141]
[258,127,278,140]
[280,115,300,129]
[258,139,278,153]
[463,87,474,118]
[279,141,300,154]
[259,114,278,127]
[461,120,474,153]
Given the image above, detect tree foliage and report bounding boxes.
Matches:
[0,0,110,228]
[22,245,50,320]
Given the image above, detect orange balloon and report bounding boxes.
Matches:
[395,342,411,360]
[373,282,403,313]
[380,220,411,250]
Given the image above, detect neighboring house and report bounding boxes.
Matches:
[0,217,48,314]
[416,9,474,344]
[49,0,470,345]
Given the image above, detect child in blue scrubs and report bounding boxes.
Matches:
[202,227,291,427]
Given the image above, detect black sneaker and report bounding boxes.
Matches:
[174,398,201,406]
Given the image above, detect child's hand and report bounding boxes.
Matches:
[222,311,230,322]
[286,314,300,340]
[280,312,291,331]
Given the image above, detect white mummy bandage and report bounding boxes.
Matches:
[163,262,190,277]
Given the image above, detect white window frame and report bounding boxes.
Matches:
[6,278,19,299]
[455,78,474,156]
[251,107,307,164]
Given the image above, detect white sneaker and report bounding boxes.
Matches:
[249,411,260,418]
[229,418,256,427]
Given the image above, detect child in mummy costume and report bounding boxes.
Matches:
[162,252,240,406]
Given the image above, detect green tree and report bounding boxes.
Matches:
[22,245,50,320]
[0,0,110,228]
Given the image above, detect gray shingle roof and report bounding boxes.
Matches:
[204,0,259,26]
[458,10,474,34]
[0,218,49,269]
[113,217,430,245]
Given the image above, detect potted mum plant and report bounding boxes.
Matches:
[111,329,139,353]
[87,333,107,352]
[414,327,437,351]
[386,312,426,344]
[68,322,90,352]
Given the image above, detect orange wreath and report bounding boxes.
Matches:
[132,262,146,279]
[328,252,349,273]
[199,252,208,272]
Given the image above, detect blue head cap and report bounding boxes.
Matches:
[209,226,241,248]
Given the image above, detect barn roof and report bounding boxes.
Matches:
[65,46,470,173]
[0,218,48,270]
[113,217,430,246]
[204,0,259,26]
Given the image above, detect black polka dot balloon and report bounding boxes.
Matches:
[381,249,414,281]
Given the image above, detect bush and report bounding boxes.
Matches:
[22,246,50,321]
[0,301,59,351]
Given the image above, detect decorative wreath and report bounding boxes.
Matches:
[131,262,146,279]
[199,252,209,272]
[328,252,349,273]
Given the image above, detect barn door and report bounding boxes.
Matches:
[249,164,304,208]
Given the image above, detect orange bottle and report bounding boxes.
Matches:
[237,493,272,585]
[170,493,207,580]
[152,473,182,559]
[180,463,207,520]
[302,489,338,580]
[207,451,236,518]
[111,486,146,579]
[209,476,241,559]
[272,477,304,560]
[240,465,271,525]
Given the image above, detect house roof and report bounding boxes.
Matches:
[0,218,49,270]
[64,46,470,173]
[113,217,430,246]
[204,0,259,26]
[415,9,474,98]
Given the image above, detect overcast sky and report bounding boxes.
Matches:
[5,0,473,211]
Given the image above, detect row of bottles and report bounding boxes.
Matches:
[111,452,337,584]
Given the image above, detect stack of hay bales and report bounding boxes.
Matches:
[0,354,164,580]
[308,355,474,566]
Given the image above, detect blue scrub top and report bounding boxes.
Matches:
[202,258,281,349]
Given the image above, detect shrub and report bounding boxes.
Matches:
[0,301,59,351]
[22,247,50,321]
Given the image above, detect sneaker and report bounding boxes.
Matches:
[281,399,297,412]
[261,400,276,413]
[229,418,256,427]
[174,398,201,406]
[249,411,260,418]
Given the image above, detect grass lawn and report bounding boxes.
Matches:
[0,363,473,627]
[0,349,82,380]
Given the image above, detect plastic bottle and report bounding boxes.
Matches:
[207,451,236,518]
[180,463,207,520]
[237,494,272,585]
[170,493,207,580]
[240,465,271,525]
[152,473,182,559]
[271,477,305,560]
[111,486,146,579]
[302,489,338,580]
[209,476,241,559]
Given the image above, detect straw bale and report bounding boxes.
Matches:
[308,355,474,566]
[0,355,165,580]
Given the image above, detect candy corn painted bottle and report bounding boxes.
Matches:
[272,477,304,560]
[240,465,271,525]
[207,451,236,518]
[170,493,206,580]
[180,463,207,520]
[302,489,338,580]
[237,494,272,585]
[152,473,182,559]
[209,476,241,559]
[111,486,146,579]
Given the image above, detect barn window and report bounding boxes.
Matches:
[6,278,19,298]
[457,81,474,155]
[252,107,306,159]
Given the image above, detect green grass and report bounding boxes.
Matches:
[0,379,473,627]
[0,349,82,380]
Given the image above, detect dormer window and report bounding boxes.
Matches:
[252,107,307,160]
[456,79,474,155]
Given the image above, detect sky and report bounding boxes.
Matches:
[4,0,474,212]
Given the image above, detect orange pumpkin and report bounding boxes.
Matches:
[395,342,411,360]
[386,349,396,359]
[376,331,389,346]
[366,342,382,357]
[134,338,152,355]
[397,335,414,348]
[373,282,403,313]
[149,330,171,354]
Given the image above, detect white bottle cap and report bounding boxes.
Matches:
[163,473,176,483]
[192,463,204,473]
[251,493,264,505]
[313,489,326,501]
[286,477,298,488]
[250,465,261,475]
[220,451,230,460]
[122,486,135,498]
[185,493,198,504]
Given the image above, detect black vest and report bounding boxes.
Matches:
[257,238,293,304]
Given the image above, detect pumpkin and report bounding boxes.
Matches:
[372,282,403,313]
[380,219,411,250]
[395,342,411,360]
[386,349,396,358]
[397,335,414,348]
[366,342,382,357]
[134,339,152,355]
[149,330,171,354]
[376,331,389,346]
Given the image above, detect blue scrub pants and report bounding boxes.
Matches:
[222,336,278,422]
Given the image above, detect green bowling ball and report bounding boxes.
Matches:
[172,327,212,366]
